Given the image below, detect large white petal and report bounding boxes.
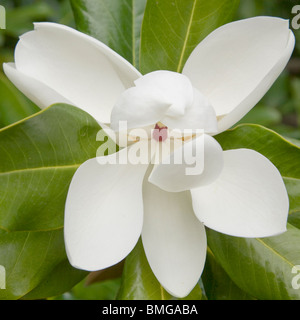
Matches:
[64,145,149,271]
[7,22,141,123]
[191,149,289,238]
[183,17,295,133]
[3,63,71,108]
[142,178,207,298]
[149,134,223,192]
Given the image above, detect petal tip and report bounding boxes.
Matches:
[164,286,195,299]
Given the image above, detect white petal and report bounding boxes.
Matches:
[9,22,141,122]
[110,85,170,131]
[191,149,289,238]
[111,71,195,130]
[149,134,223,192]
[162,88,218,133]
[135,71,194,117]
[3,63,71,108]
[183,17,295,133]
[64,145,149,271]
[142,178,207,298]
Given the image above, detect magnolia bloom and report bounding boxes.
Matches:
[4,17,295,298]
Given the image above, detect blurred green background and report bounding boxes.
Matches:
[0,0,299,299]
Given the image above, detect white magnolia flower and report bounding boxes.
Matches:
[3,17,295,298]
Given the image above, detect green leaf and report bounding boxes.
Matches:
[288,212,300,229]
[0,103,115,299]
[70,0,147,68]
[117,240,172,300]
[284,136,300,149]
[0,229,87,300]
[202,249,255,300]
[140,0,240,74]
[0,72,39,128]
[0,103,115,232]
[215,124,300,215]
[117,239,202,300]
[284,178,300,215]
[70,278,121,300]
[207,224,300,300]
[85,261,125,286]
[53,278,121,300]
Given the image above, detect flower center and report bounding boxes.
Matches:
[110,70,218,137]
[153,122,168,142]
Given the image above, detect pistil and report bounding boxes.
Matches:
[153,122,168,142]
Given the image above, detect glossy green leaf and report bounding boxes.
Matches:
[272,125,300,141]
[70,0,147,68]
[0,104,115,232]
[285,178,300,215]
[140,0,240,74]
[0,72,39,128]
[117,240,172,300]
[202,249,255,300]
[53,278,121,300]
[207,224,300,300]
[0,229,87,300]
[284,136,300,149]
[85,261,125,286]
[288,212,300,229]
[117,239,202,300]
[71,278,121,300]
[215,124,300,215]
[0,103,115,299]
